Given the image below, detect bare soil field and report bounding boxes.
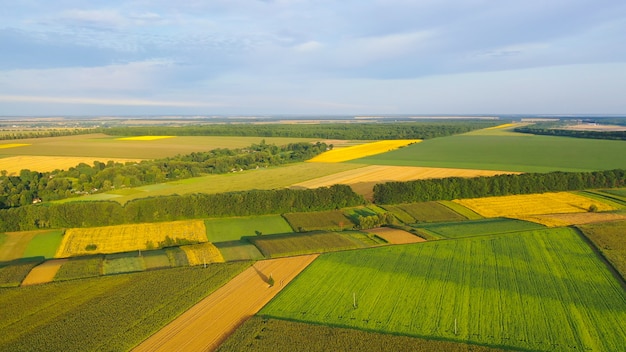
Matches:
[0,155,142,174]
[20,259,67,286]
[292,165,516,200]
[366,227,425,244]
[132,254,319,352]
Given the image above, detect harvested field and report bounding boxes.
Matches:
[21,259,68,286]
[366,227,425,244]
[307,140,421,163]
[133,254,318,352]
[517,212,626,227]
[454,192,615,218]
[0,155,142,174]
[56,220,207,257]
[292,165,516,200]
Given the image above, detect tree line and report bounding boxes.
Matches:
[0,185,364,232]
[0,141,327,208]
[514,125,626,140]
[0,129,87,140]
[373,169,626,204]
[96,121,500,140]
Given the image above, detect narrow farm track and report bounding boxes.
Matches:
[132,254,318,352]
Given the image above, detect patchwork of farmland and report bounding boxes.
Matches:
[307,139,421,163]
[261,228,626,352]
[0,155,142,174]
[453,192,615,218]
[283,210,354,232]
[215,240,265,261]
[55,220,208,257]
[578,220,626,278]
[382,201,467,223]
[0,230,62,262]
[415,218,546,239]
[518,212,626,227]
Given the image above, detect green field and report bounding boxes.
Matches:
[261,228,626,352]
[415,218,546,239]
[385,201,467,223]
[578,220,626,278]
[0,258,43,287]
[54,255,103,281]
[378,204,415,223]
[438,200,484,220]
[102,252,146,275]
[214,240,265,261]
[248,231,380,258]
[0,262,251,352]
[205,215,294,242]
[283,210,355,232]
[141,250,171,270]
[21,230,64,259]
[218,316,508,352]
[164,247,189,266]
[352,133,626,172]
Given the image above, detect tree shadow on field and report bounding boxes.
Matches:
[252,264,271,284]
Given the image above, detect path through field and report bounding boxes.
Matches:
[132,254,318,352]
[20,259,67,286]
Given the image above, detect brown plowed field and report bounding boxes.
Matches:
[292,165,516,200]
[132,254,319,352]
[366,227,426,244]
[21,259,67,286]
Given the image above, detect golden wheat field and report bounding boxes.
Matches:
[307,139,421,163]
[453,192,615,218]
[0,143,30,149]
[516,212,626,227]
[180,242,225,265]
[55,220,207,257]
[115,136,175,141]
[0,155,143,174]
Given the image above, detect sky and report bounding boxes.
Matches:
[0,0,625,116]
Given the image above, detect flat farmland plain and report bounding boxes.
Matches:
[261,228,626,352]
[133,255,318,352]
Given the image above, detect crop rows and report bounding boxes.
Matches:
[261,228,626,351]
[415,218,545,239]
[384,201,467,223]
[249,231,374,258]
[283,210,354,232]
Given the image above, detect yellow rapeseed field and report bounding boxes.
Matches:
[453,192,615,218]
[0,143,30,149]
[307,139,421,163]
[485,123,516,130]
[0,155,143,174]
[116,136,175,141]
[55,220,207,257]
[180,243,225,265]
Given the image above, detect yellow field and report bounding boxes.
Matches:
[0,143,30,149]
[116,136,175,141]
[0,155,143,174]
[55,220,207,257]
[485,123,516,130]
[307,139,421,163]
[180,243,225,265]
[453,192,615,218]
[516,212,626,227]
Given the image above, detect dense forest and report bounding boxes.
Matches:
[373,169,626,204]
[0,141,327,208]
[0,185,364,232]
[97,120,500,140]
[514,124,626,140]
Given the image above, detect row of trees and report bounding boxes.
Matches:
[514,124,626,140]
[0,141,327,208]
[373,169,626,204]
[0,129,86,140]
[0,185,365,232]
[97,121,500,140]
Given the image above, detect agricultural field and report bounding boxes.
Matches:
[205,215,293,242]
[21,229,64,259]
[353,132,626,172]
[365,227,425,244]
[141,250,171,270]
[415,218,546,239]
[0,155,142,174]
[307,139,421,163]
[55,220,207,257]
[0,262,251,352]
[292,165,513,200]
[383,201,467,223]
[261,228,626,352]
[438,200,484,220]
[453,192,615,218]
[54,255,103,281]
[214,240,265,261]
[578,220,626,278]
[248,231,382,258]
[102,252,145,275]
[180,242,225,266]
[218,316,508,352]
[0,259,43,287]
[21,259,67,286]
[0,230,55,262]
[517,212,626,227]
[133,255,317,352]
[283,210,355,232]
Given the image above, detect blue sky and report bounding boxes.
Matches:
[1,1,625,116]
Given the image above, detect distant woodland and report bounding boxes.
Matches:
[514,124,626,140]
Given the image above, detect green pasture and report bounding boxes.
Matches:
[141,250,171,270]
[0,262,250,352]
[602,188,626,199]
[378,204,415,223]
[54,255,103,281]
[438,201,484,220]
[102,252,145,275]
[0,133,318,159]
[415,218,545,239]
[214,240,265,261]
[262,228,626,352]
[248,231,378,258]
[352,133,626,172]
[164,247,189,266]
[575,191,626,209]
[283,210,355,232]
[205,215,293,243]
[21,230,64,259]
[578,220,626,278]
[391,201,467,223]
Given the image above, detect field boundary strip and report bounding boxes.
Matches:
[132,254,319,352]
